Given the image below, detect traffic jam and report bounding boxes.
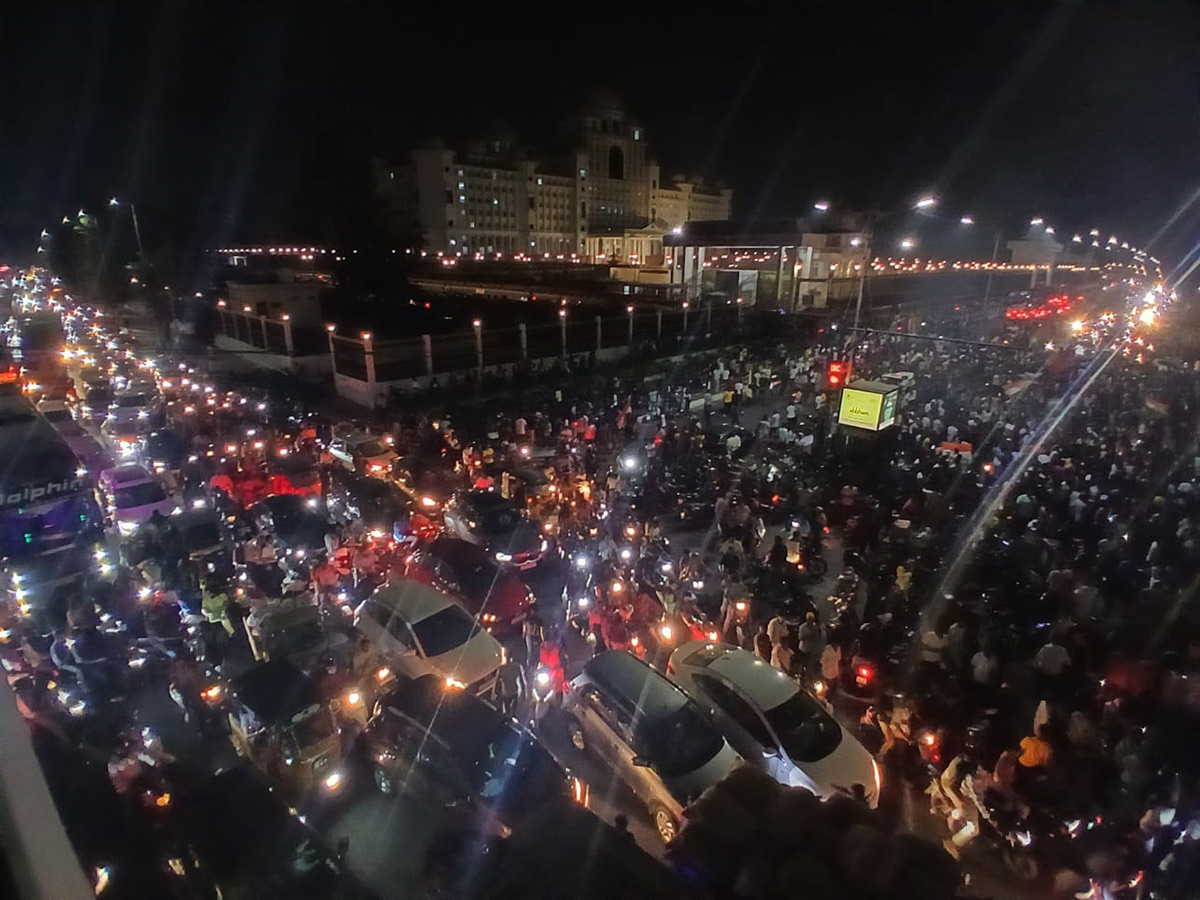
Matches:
[2,265,1199,900]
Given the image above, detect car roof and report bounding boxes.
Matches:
[369,577,453,623]
[382,674,506,750]
[676,640,797,710]
[462,489,512,510]
[229,660,320,724]
[426,536,489,567]
[333,469,395,496]
[100,464,154,486]
[581,650,688,720]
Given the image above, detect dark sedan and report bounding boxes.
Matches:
[442,490,545,569]
[139,428,187,474]
[406,538,534,637]
[327,470,413,536]
[249,494,328,556]
[360,675,585,833]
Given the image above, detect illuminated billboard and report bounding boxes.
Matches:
[837,380,900,431]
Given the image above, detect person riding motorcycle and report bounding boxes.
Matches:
[679,550,707,588]
[719,577,752,646]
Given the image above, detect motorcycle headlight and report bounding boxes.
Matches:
[494,552,513,562]
[117,519,139,535]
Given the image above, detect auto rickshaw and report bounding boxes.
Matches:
[245,603,350,673]
[226,660,344,797]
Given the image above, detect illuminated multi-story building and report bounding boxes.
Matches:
[374,92,733,263]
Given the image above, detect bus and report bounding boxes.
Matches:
[0,396,102,625]
[9,310,65,368]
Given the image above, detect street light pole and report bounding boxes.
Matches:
[129,203,145,258]
[109,197,144,259]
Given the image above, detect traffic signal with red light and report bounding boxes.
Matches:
[827,361,849,389]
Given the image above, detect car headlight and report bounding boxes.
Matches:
[420,496,438,508]
[494,551,513,562]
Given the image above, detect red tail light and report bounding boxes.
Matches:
[857,665,874,681]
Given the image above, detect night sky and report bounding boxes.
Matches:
[1,0,1196,271]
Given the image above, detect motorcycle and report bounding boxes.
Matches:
[531,664,559,723]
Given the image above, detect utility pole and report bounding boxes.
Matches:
[982,231,1001,303]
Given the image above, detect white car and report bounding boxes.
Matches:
[328,432,397,475]
[353,578,502,696]
[97,464,177,536]
[668,640,880,807]
[35,398,73,425]
[106,385,159,426]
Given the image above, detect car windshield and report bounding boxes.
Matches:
[634,704,725,779]
[358,439,387,457]
[763,691,843,762]
[85,389,113,406]
[410,605,479,657]
[455,560,501,597]
[289,706,337,747]
[265,496,307,522]
[268,617,325,658]
[112,481,167,508]
[40,408,72,423]
[477,507,520,534]
[116,393,153,407]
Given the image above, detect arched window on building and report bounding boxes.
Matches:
[608,145,624,180]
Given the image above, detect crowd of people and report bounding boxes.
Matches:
[467,286,1200,895]
[9,276,1200,897]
